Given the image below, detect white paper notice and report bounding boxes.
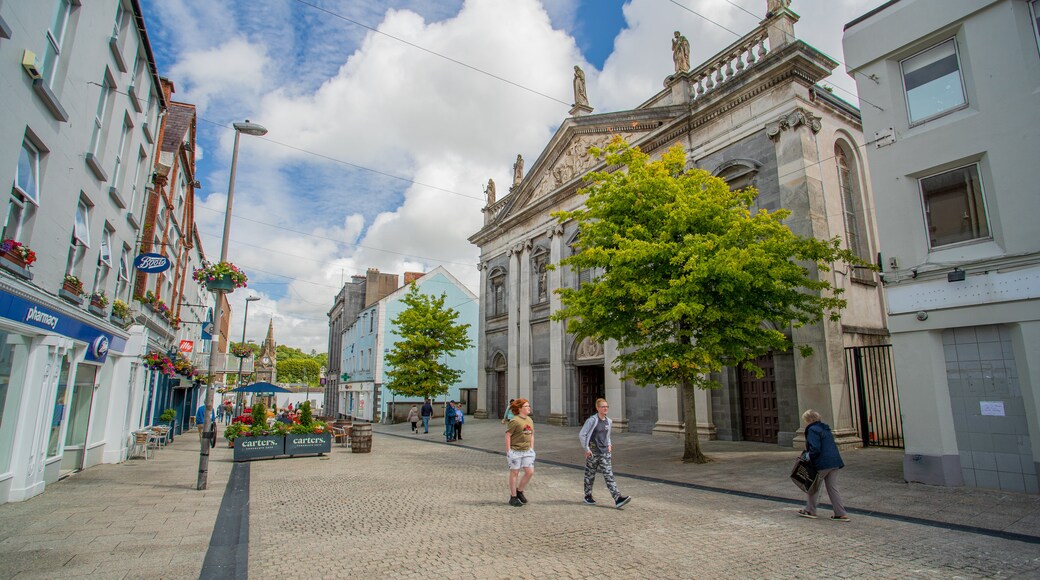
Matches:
[980,401,1005,417]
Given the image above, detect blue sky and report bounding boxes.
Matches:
[138,0,887,351]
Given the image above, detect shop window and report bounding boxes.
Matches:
[901,38,967,125]
[920,163,990,249]
[47,355,72,458]
[64,365,98,450]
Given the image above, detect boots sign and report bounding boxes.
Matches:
[133,253,171,273]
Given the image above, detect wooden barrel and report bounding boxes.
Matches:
[351,423,372,453]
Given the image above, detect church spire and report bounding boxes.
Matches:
[265,319,275,350]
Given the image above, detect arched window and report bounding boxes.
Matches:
[488,267,506,317]
[835,142,872,281]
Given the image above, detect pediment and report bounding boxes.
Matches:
[488,108,684,226]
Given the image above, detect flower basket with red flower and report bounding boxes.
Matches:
[1,239,37,267]
[142,351,175,376]
[193,261,248,292]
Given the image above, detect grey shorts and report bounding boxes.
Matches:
[507,449,536,470]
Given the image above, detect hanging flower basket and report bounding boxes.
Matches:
[230,344,254,358]
[143,351,175,376]
[193,261,248,292]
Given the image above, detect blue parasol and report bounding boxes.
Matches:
[231,381,291,393]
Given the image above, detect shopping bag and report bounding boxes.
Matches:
[790,453,820,493]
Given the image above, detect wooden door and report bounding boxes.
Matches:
[496,371,506,418]
[578,366,604,421]
[740,353,778,443]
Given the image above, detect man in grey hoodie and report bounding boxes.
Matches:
[578,398,631,508]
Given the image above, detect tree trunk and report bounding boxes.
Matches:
[681,379,711,463]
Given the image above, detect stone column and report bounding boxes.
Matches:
[474,261,489,419]
[654,385,683,437]
[507,245,520,399]
[518,240,533,401]
[603,339,627,432]
[548,225,567,425]
[767,108,852,440]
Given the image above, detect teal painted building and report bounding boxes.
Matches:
[340,267,478,422]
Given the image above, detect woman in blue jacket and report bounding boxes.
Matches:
[798,409,850,521]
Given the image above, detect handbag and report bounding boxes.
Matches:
[790,452,821,493]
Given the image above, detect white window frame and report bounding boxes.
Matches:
[129,146,146,211]
[73,199,90,246]
[1031,0,1040,59]
[900,38,968,126]
[41,0,72,86]
[14,140,41,206]
[118,246,130,281]
[99,228,112,266]
[919,162,991,250]
[111,118,130,187]
[89,75,113,156]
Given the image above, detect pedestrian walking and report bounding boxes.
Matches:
[445,400,457,442]
[454,401,464,441]
[578,398,631,508]
[501,398,515,424]
[406,404,420,434]
[505,398,535,507]
[421,399,433,434]
[797,409,850,522]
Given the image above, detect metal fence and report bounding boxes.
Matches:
[844,345,904,448]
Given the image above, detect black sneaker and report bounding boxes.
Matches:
[516,490,528,504]
[583,495,596,505]
[615,495,631,509]
[509,496,524,507]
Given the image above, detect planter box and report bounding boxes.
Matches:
[0,254,32,281]
[206,274,236,293]
[233,435,285,461]
[110,314,130,327]
[58,287,84,305]
[88,303,106,317]
[285,432,332,456]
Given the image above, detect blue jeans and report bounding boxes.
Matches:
[422,416,430,433]
[445,419,455,441]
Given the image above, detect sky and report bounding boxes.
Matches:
[139,0,889,353]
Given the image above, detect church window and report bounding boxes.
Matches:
[835,143,872,282]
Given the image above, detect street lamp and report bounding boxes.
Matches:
[198,119,267,491]
[234,296,261,413]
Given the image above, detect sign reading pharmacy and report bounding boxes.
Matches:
[0,288,124,362]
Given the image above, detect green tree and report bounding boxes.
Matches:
[553,138,861,463]
[276,358,321,385]
[384,284,474,400]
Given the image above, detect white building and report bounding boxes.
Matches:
[843,0,1040,493]
[0,0,166,502]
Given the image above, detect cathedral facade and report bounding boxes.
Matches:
[469,4,888,446]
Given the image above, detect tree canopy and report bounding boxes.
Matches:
[552,137,861,462]
[384,284,474,400]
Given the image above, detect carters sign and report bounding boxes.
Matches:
[286,433,332,456]
[133,253,171,273]
[233,435,285,461]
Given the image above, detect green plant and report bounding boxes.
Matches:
[89,291,110,307]
[1,239,37,265]
[159,408,176,422]
[111,299,131,319]
[193,261,248,289]
[299,400,313,426]
[224,422,249,441]
[251,401,267,426]
[63,274,84,294]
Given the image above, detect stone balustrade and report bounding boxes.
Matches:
[689,28,770,101]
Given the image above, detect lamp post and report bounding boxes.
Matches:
[198,120,267,491]
[235,296,261,414]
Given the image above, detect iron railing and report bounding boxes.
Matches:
[844,345,904,448]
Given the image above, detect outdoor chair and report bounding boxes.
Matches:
[129,431,151,459]
[330,425,349,447]
[151,426,169,447]
[145,429,162,454]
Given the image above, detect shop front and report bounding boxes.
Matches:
[0,284,134,503]
[347,382,375,422]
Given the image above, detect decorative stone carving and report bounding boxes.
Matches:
[534,255,548,302]
[766,107,822,141]
[767,0,792,15]
[484,178,496,205]
[573,65,590,107]
[512,155,524,187]
[576,336,604,360]
[547,224,564,238]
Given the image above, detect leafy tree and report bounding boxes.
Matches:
[276,358,321,385]
[552,138,861,463]
[384,284,474,400]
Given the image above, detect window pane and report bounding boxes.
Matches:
[47,357,72,458]
[100,230,112,264]
[74,201,89,245]
[15,142,40,203]
[902,40,966,124]
[921,164,989,248]
[119,248,130,280]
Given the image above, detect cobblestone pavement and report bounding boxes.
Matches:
[250,425,1040,579]
[0,436,231,580]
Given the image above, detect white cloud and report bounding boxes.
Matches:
[158,0,889,352]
